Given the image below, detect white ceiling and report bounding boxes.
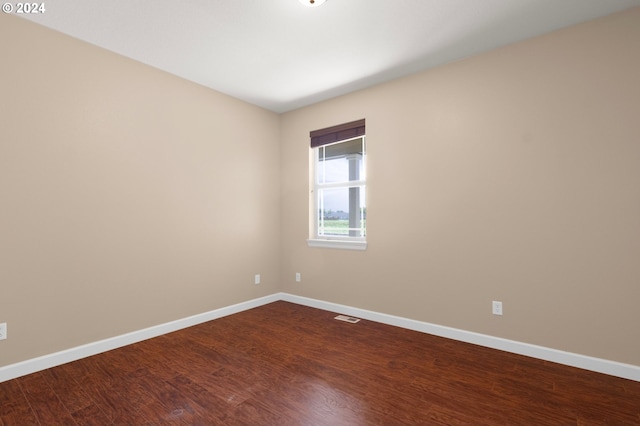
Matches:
[20,0,640,113]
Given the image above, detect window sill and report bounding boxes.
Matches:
[307,239,368,251]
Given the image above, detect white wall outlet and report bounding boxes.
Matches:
[492,301,503,316]
[254,274,260,285]
[0,323,6,340]
[295,272,301,282]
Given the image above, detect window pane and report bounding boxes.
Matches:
[317,186,366,237]
[318,138,364,184]
[313,135,366,242]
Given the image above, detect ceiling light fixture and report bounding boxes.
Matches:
[299,0,327,7]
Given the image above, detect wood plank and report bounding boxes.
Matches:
[0,301,638,425]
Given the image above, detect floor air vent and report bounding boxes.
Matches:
[334,315,361,323]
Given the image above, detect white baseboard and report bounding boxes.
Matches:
[2,292,639,383]
[0,294,280,383]
[279,293,640,382]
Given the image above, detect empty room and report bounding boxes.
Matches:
[1,0,639,424]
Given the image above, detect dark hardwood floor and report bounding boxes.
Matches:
[1,301,639,425]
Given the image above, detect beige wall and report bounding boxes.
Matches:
[2,7,639,370]
[0,15,281,366]
[280,8,640,365]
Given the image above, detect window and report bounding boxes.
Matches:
[308,119,367,250]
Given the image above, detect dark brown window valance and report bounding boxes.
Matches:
[310,119,365,148]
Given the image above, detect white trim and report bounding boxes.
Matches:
[279,293,640,382]
[316,180,366,190]
[307,239,367,250]
[2,292,639,383]
[0,294,280,383]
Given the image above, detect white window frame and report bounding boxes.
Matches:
[307,136,367,251]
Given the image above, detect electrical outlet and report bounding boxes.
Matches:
[254,274,260,285]
[0,323,6,340]
[492,301,503,316]
[295,272,301,282]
